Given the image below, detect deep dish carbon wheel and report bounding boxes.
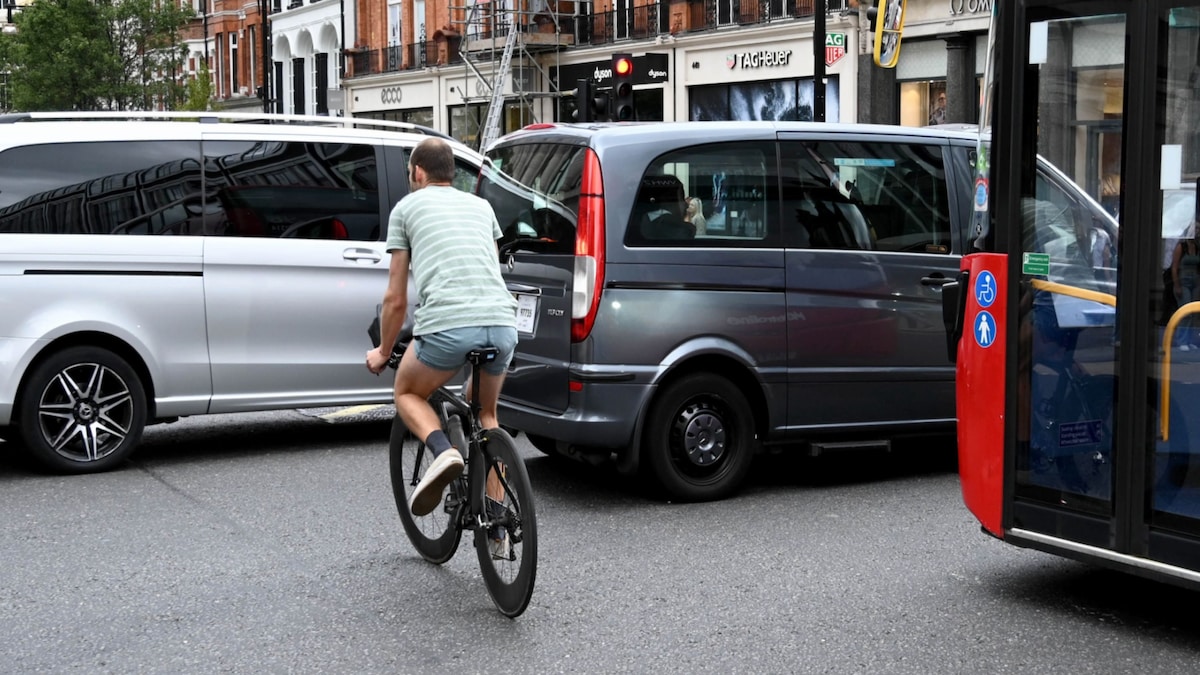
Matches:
[17,346,147,473]
[473,428,537,618]
[644,373,756,502]
[389,414,463,564]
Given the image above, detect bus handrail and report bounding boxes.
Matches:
[1028,278,1116,306]
[1028,280,1195,442]
[1158,302,1200,441]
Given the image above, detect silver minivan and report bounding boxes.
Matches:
[0,112,483,473]
[480,121,1118,501]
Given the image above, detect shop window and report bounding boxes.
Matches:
[689,77,840,122]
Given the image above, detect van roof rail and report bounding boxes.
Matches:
[0,111,453,140]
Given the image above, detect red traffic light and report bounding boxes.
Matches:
[613,57,633,77]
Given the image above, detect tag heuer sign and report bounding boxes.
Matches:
[825,32,847,67]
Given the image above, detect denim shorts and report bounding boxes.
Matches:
[413,325,518,375]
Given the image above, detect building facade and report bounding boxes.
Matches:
[182,0,1121,195]
[183,0,274,112]
[337,0,996,148]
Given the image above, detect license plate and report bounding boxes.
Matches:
[515,293,538,334]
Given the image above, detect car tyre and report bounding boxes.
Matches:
[643,373,756,502]
[17,346,147,474]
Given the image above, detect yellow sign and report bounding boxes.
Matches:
[873,0,907,68]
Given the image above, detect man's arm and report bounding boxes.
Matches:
[367,249,410,374]
[380,249,410,350]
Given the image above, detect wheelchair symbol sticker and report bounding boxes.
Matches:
[975,270,997,308]
[975,311,996,348]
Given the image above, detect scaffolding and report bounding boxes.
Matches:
[449,0,576,149]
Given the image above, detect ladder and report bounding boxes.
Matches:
[479,26,518,151]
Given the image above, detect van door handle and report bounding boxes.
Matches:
[921,274,951,287]
[343,248,383,263]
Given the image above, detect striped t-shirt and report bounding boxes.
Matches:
[385,185,518,336]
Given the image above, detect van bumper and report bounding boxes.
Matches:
[499,380,655,455]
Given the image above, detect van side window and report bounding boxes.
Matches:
[203,140,381,240]
[453,158,479,193]
[780,140,951,253]
[1027,169,1117,274]
[628,142,778,247]
[0,141,203,235]
[478,143,582,254]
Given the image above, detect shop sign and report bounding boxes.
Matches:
[726,49,792,69]
[949,0,992,15]
[825,33,846,66]
[380,86,403,105]
[553,53,669,88]
[512,66,534,92]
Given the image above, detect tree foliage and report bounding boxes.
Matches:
[181,61,214,112]
[0,0,194,111]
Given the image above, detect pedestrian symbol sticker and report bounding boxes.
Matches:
[975,311,996,348]
[974,270,996,308]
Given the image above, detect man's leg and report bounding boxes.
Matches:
[477,368,514,558]
[475,369,508,430]
[395,346,465,516]
[393,345,459,441]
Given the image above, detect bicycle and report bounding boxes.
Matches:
[372,328,538,618]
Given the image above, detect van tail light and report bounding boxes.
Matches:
[331,218,348,239]
[571,147,605,343]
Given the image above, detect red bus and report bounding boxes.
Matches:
[947,0,1200,588]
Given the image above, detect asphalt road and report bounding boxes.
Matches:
[2,410,1199,674]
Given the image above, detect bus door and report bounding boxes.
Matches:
[959,1,1200,579]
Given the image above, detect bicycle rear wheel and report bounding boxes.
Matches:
[389,414,462,564]
[472,428,538,617]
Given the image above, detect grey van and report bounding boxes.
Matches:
[479,121,1117,501]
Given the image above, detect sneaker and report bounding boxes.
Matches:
[409,448,464,516]
[488,528,510,560]
[1181,345,1193,352]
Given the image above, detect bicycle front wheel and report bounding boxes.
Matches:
[473,428,538,617]
[389,414,462,564]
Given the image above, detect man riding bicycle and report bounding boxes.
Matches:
[366,138,518,552]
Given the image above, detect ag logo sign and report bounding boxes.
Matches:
[825,33,846,66]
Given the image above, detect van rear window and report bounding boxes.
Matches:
[480,143,583,254]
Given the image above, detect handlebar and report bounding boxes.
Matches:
[367,312,411,370]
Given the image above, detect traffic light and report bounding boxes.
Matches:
[611,53,634,121]
[572,78,610,123]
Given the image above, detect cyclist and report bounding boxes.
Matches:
[366,138,519,533]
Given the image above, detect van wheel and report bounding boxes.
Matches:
[643,373,756,502]
[16,346,147,474]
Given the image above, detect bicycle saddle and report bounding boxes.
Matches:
[466,347,500,365]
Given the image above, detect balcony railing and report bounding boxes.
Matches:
[347,42,454,78]
[570,0,848,47]
[344,0,849,78]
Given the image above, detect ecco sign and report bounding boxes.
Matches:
[949,0,992,15]
[380,86,403,105]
